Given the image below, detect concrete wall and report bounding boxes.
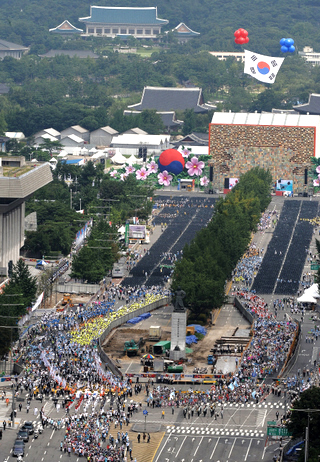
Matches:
[57,283,100,294]
[234,297,254,324]
[98,297,170,377]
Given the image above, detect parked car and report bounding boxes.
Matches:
[16,429,29,442]
[13,439,25,456]
[21,421,34,434]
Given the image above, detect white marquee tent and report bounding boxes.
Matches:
[111,152,127,165]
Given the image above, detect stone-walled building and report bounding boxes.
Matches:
[209,112,320,194]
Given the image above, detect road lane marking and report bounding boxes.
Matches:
[50,429,55,439]
[154,433,172,462]
[175,436,187,458]
[194,436,203,456]
[228,438,237,458]
[210,437,220,459]
[244,438,252,461]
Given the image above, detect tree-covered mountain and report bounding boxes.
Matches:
[1,0,320,54]
[0,1,320,137]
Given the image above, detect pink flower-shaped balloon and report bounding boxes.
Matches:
[126,165,135,175]
[110,170,117,178]
[147,160,158,174]
[200,176,209,186]
[120,173,128,181]
[316,165,320,174]
[158,170,172,186]
[180,147,191,158]
[314,178,320,187]
[186,156,205,176]
[136,167,148,180]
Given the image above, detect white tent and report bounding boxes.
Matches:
[111,152,127,164]
[297,293,318,304]
[58,150,68,158]
[304,283,320,298]
[127,154,142,165]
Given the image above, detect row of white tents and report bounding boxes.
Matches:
[111,152,143,165]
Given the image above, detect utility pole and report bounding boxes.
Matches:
[289,407,320,462]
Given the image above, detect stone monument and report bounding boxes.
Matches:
[170,287,187,360]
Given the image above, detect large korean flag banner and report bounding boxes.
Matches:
[244,50,285,84]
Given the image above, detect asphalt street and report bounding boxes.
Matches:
[0,195,319,462]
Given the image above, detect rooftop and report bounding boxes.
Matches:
[79,6,168,26]
[49,20,83,34]
[0,39,28,52]
[128,86,215,113]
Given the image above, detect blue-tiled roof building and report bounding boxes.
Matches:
[79,6,168,39]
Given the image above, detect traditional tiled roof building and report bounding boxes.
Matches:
[125,86,215,130]
[172,23,200,43]
[293,94,320,115]
[0,39,28,60]
[79,6,168,39]
[49,20,83,35]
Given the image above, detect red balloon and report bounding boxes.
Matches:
[236,36,246,45]
[244,36,249,43]
[234,29,242,38]
[240,29,248,37]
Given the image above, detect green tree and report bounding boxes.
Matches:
[287,388,320,458]
[182,109,196,136]
[0,111,7,135]
[0,259,37,355]
[171,167,272,317]
[71,219,119,283]
[40,138,63,155]
[139,109,165,134]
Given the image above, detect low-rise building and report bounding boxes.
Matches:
[171,23,200,43]
[110,133,170,157]
[0,39,29,60]
[79,6,168,40]
[61,125,90,142]
[209,51,245,62]
[298,46,320,66]
[90,126,118,146]
[60,134,85,148]
[125,86,215,130]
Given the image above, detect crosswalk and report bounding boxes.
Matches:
[166,425,265,438]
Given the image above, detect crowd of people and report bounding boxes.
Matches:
[6,196,320,462]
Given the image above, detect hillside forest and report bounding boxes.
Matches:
[0,1,320,136]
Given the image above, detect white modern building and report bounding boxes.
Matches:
[298,47,320,66]
[0,163,52,275]
[110,133,171,156]
[209,51,245,63]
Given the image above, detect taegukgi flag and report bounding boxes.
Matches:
[244,49,285,84]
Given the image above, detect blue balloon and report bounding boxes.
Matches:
[289,45,295,53]
[280,38,286,46]
[285,38,294,47]
[281,45,288,53]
